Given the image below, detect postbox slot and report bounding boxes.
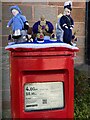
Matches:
[22,69,66,75]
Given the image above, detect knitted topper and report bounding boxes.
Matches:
[32,15,55,43]
[7,5,33,43]
[56,1,77,46]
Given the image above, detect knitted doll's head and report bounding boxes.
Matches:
[64,1,72,16]
[11,9,19,16]
[64,8,71,16]
[40,15,45,21]
[40,15,46,27]
[10,5,22,16]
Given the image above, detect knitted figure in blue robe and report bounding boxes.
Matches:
[7,5,32,43]
[56,1,74,45]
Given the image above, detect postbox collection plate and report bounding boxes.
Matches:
[24,82,64,111]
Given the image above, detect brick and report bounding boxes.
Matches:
[73,2,85,8]
[58,7,64,15]
[2,20,10,35]
[73,22,85,36]
[17,5,32,20]
[76,55,84,65]
[2,2,22,5]
[21,2,48,5]
[74,50,85,65]
[2,0,22,2]
[71,36,85,65]
[2,35,8,47]
[48,2,85,8]
[76,36,85,48]
[34,5,58,25]
[72,0,86,3]
[74,55,84,65]
[48,2,64,6]
[72,8,85,22]
[77,47,85,57]
[21,0,47,2]
[2,4,13,20]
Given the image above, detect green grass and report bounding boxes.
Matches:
[74,69,90,119]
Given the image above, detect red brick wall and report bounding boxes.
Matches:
[2,2,86,64]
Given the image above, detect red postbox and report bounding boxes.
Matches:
[6,44,79,119]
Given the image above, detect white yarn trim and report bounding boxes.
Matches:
[63,23,67,27]
[64,1,72,7]
[5,42,79,51]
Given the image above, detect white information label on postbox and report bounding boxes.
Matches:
[24,82,64,111]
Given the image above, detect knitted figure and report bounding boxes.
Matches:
[56,1,75,45]
[32,15,55,43]
[56,13,63,41]
[7,5,33,43]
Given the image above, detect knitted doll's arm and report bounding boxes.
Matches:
[20,15,29,25]
[20,15,30,30]
[60,16,68,29]
[20,15,27,22]
[70,17,74,29]
[7,18,13,27]
[46,21,54,33]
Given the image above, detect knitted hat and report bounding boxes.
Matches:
[64,1,72,11]
[10,5,22,14]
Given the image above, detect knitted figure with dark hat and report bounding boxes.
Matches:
[7,5,33,43]
[56,1,77,45]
